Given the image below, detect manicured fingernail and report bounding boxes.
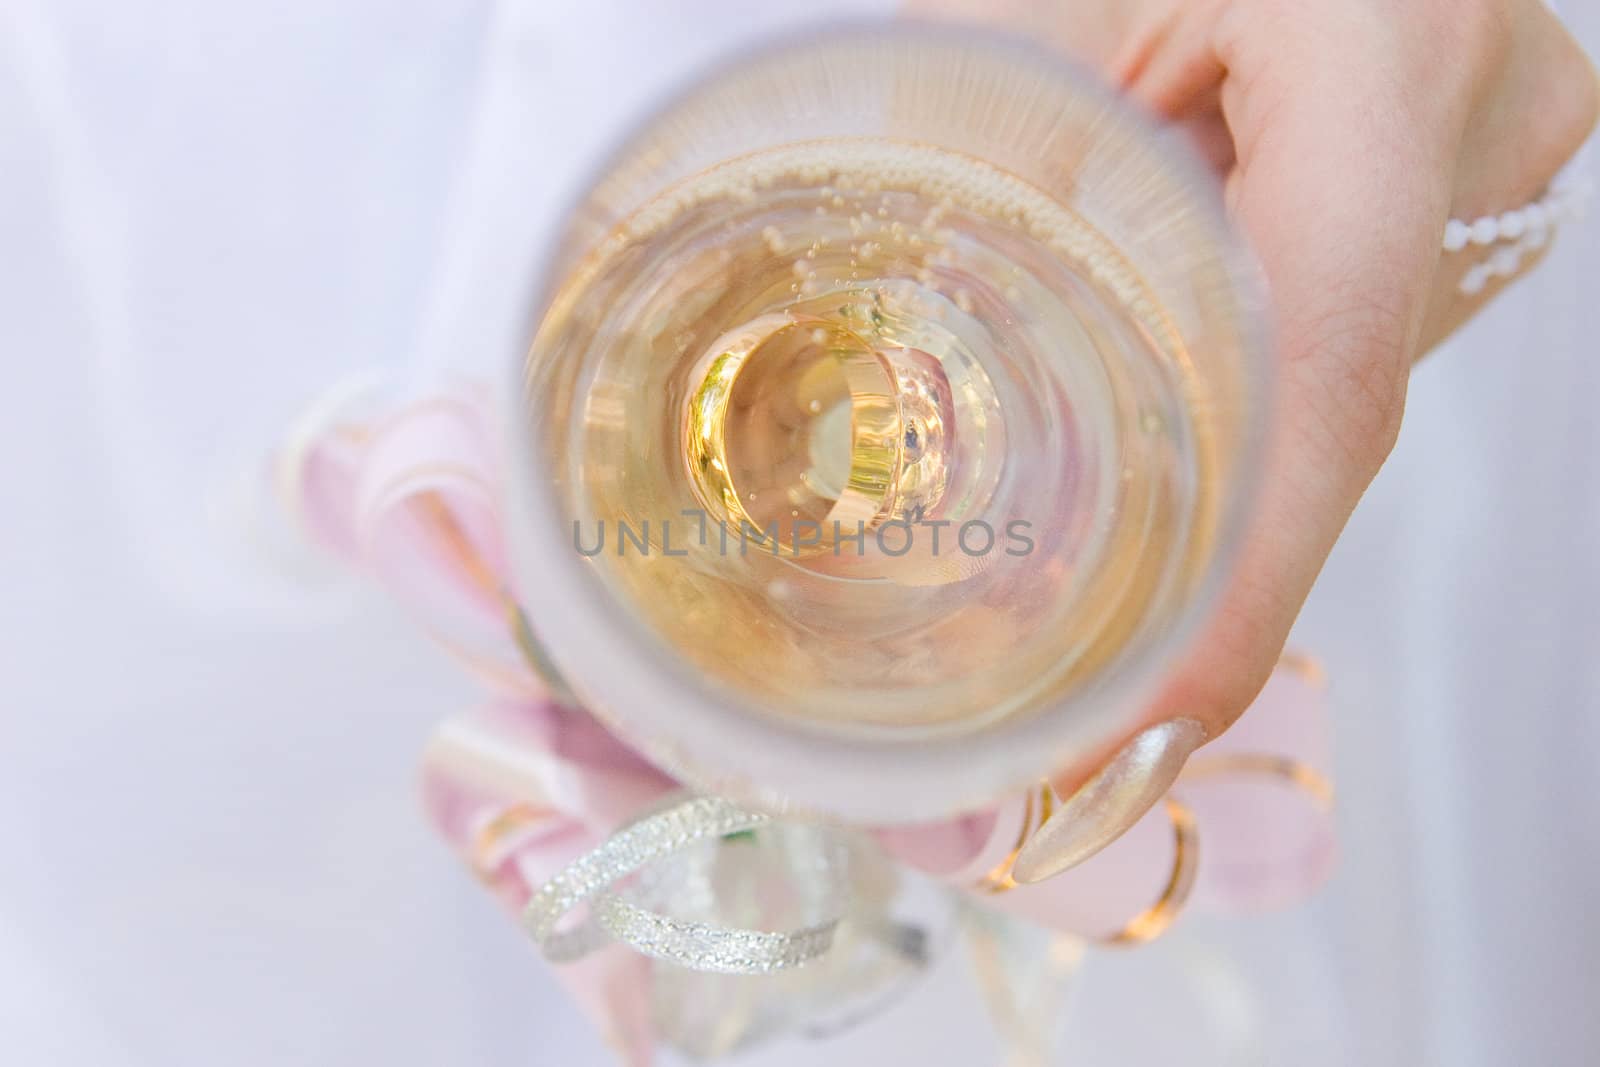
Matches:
[1011,718,1205,885]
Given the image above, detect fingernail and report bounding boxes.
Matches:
[1011,718,1205,885]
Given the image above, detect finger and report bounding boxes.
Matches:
[1176,89,1236,177]
[1143,4,1478,737]
[1114,1,1225,116]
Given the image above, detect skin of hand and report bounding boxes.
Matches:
[911,0,1599,789]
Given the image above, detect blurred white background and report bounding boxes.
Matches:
[2,1,1596,1064]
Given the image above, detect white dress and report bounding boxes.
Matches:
[1,1,1595,1064]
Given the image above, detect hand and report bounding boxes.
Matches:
[911,0,1597,786]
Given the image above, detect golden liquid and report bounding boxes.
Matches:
[527,139,1214,733]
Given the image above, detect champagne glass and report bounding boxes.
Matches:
[506,24,1268,824]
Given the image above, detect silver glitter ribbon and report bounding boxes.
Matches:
[524,795,845,974]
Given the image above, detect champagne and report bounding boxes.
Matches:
[531,140,1211,730]
[512,29,1264,816]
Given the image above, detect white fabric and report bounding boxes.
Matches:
[1,1,1595,1064]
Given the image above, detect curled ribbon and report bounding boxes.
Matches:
[282,384,1337,1064]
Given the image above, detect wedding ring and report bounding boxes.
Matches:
[682,315,901,556]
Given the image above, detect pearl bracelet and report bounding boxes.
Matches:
[1443,171,1593,295]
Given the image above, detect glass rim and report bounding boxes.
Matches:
[504,20,1274,823]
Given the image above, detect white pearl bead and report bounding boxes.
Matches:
[1442,168,1587,277]
[1490,246,1522,277]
